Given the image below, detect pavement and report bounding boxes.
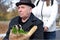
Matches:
[56,30,60,40]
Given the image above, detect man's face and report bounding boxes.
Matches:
[17,5,32,18]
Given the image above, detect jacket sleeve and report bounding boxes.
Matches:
[3,23,11,40]
[3,19,15,40]
[45,0,58,28]
[36,21,44,39]
[30,21,44,40]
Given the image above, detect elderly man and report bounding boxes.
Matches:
[3,0,44,40]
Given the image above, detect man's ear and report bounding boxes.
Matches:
[30,7,32,13]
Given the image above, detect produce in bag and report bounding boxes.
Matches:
[9,25,37,40]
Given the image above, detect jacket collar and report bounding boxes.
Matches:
[19,13,37,31]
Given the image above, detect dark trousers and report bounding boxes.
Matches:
[44,31,56,40]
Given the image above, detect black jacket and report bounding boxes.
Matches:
[3,13,44,40]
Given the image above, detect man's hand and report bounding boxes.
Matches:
[44,26,48,32]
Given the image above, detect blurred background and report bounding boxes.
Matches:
[0,0,60,40]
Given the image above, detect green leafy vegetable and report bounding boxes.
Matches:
[18,29,27,34]
[11,25,27,34]
[12,26,17,34]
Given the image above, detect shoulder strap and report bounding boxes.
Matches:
[36,0,40,6]
[51,0,54,6]
[41,1,44,20]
